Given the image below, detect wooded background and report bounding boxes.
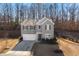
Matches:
[0,3,79,30]
[0,3,79,38]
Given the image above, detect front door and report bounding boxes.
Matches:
[38,34,42,41]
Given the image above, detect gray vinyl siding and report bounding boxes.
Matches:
[21,19,54,39]
[21,25,23,36]
[41,20,54,38]
[36,25,42,32]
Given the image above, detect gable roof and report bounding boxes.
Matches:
[36,17,54,25]
[21,19,36,26]
[21,17,54,26]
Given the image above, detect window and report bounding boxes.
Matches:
[45,24,50,30]
[39,26,41,29]
[45,24,51,30]
[30,26,34,30]
[23,26,24,30]
[49,25,51,30]
[26,26,28,30]
[47,25,49,30]
[30,26,36,30]
[34,26,36,30]
[23,26,28,30]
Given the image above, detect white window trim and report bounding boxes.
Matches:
[47,24,49,30]
[45,24,50,30]
[41,19,54,25]
[49,25,51,30]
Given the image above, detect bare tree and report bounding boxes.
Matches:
[68,4,77,30]
[15,3,20,24]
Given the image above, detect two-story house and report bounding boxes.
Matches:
[21,17,54,41]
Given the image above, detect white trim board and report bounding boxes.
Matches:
[41,19,54,25]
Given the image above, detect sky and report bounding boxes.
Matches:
[0,3,78,10]
[0,3,79,16]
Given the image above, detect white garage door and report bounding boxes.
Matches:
[22,34,37,41]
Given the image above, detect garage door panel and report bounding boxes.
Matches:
[22,34,37,40]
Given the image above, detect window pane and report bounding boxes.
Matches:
[23,26,24,30]
[39,26,41,29]
[49,25,51,30]
[46,24,49,30]
[30,26,34,30]
[26,26,28,29]
[34,26,35,30]
[30,26,32,29]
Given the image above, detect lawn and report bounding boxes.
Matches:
[0,38,19,53]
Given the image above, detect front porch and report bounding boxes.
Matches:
[37,34,56,43]
[38,34,54,40]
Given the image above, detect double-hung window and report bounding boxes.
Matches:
[39,26,41,29]
[49,25,51,30]
[45,24,51,30]
[23,26,28,30]
[26,26,28,30]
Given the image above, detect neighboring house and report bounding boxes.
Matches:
[21,17,54,41]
